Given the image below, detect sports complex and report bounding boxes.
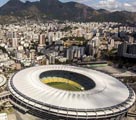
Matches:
[8,65,135,120]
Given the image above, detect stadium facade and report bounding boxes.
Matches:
[8,65,135,120]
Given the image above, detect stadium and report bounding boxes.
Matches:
[8,65,135,120]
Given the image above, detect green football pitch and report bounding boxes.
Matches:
[47,82,82,91]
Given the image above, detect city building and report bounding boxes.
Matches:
[39,34,46,47]
[118,42,136,58]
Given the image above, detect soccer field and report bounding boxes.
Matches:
[47,82,82,91]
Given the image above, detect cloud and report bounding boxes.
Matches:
[92,0,136,12]
[97,0,121,11]
[61,0,136,12]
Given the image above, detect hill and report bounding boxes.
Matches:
[0,0,136,23]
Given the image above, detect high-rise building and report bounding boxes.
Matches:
[39,34,46,47]
[12,38,18,48]
[66,48,74,60]
[49,55,55,64]
[118,42,136,58]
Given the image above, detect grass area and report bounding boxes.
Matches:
[84,64,108,68]
[41,77,84,91]
[47,82,82,91]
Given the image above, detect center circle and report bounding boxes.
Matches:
[39,70,96,91]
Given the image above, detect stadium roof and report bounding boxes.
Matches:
[8,65,135,111]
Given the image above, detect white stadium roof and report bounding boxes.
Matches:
[8,65,135,118]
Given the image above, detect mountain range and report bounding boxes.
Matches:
[0,0,136,24]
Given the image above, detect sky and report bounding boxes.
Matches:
[0,0,136,12]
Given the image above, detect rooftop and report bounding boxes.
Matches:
[9,65,134,111]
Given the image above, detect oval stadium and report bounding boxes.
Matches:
[8,65,135,120]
